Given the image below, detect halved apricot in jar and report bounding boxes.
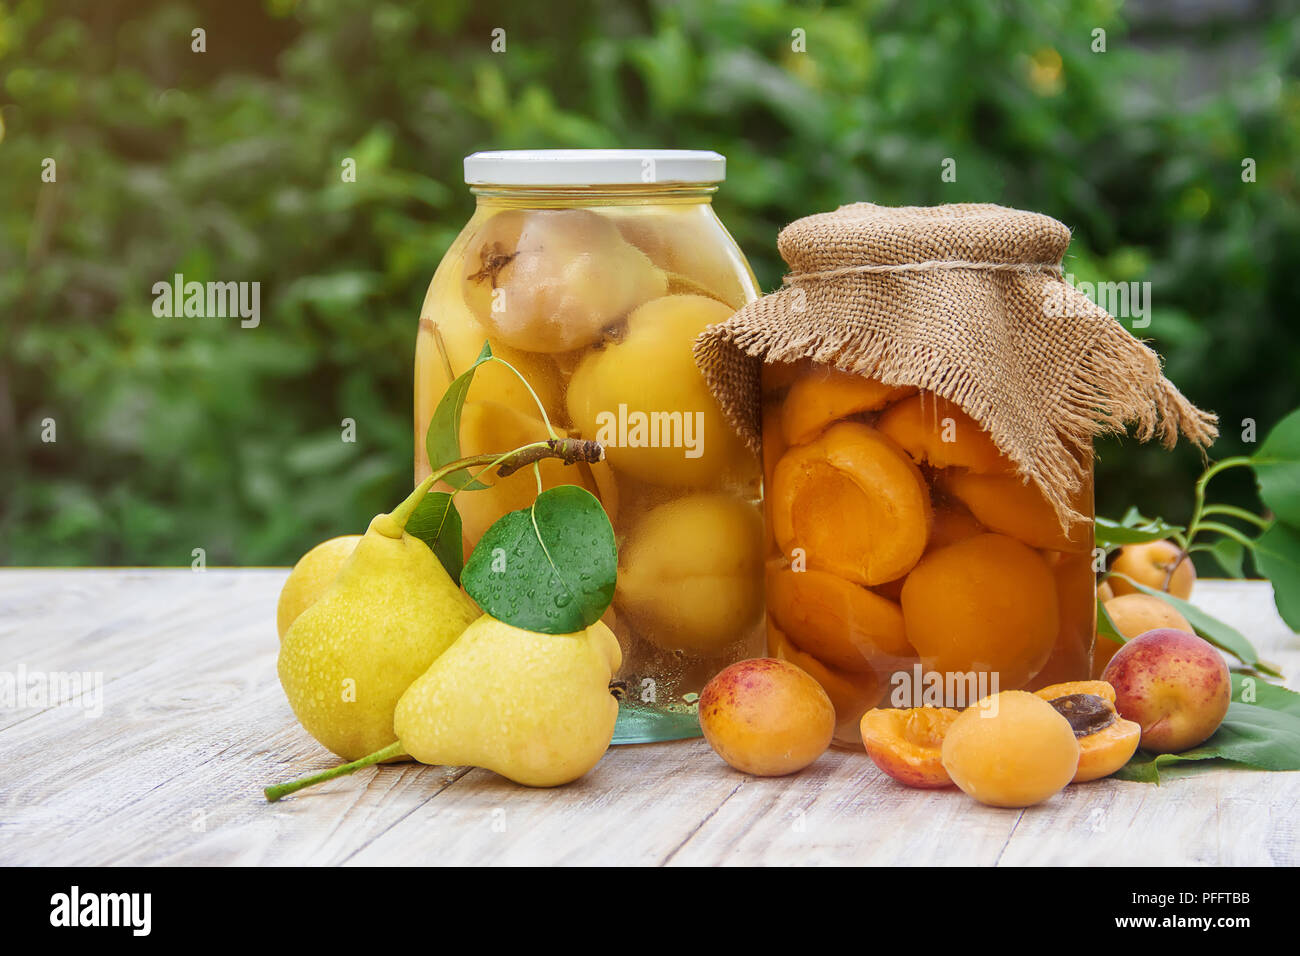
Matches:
[769,621,885,739]
[770,422,932,586]
[876,394,1010,473]
[1033,681,1141,782]
[942,471,1091,552]
[900,533,1059,690]
[860,707,959,789]
[766,567,912,672]
[781,366,915,446]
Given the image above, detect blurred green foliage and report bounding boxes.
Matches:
[2,0,1298,566]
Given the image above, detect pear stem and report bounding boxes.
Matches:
[391,439,606,530]
[387,475,437,530]
[264,740,406,803]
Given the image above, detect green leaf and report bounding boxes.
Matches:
[1094,514,1184,549]
[1112,701,1300,783]
[1209,701,1300,770]
[1111,747,1220,784]
[1232,673,1300,716]
[1206,536,1246,579]
[426,341,493,491]
[1253,407,1300,526]
[1252,522,1300,631]
[405,491,464,584]
[461,484,617,634]
[1106,573,1262,669]
[1096,597,1124,645]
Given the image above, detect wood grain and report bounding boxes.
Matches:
[0,572,1295,865]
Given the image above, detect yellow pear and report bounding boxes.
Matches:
[277,484,480,761]
[276,534,362,639]
[393,616,621,787]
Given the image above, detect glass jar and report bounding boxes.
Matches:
[415,150,765,743]
[760,360,1096,745]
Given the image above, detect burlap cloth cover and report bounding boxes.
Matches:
[694,203,1218,527]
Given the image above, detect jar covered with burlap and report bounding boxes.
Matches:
[695,203,1217,745]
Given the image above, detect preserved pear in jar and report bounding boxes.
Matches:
[414,150,764,743]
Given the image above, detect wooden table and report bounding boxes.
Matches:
[0,572,1295,866]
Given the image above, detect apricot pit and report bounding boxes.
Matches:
[1033,681,1141,782]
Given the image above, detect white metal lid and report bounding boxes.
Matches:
[463,149,726,186]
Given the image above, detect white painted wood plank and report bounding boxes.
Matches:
[0,573,1295,866]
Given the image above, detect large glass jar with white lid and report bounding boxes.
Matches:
[414,149,764,742]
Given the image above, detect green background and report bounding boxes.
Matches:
[2,0,1297,567]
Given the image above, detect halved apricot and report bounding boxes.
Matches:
[876,394,1010,473]
[781,366,915,446]
[860,707,959,789]
[901,533,1059,689]
[770,422,932,586]
[766,567,912,672]
[769,621,884,740]
[1033,681,1141,782]
[942,471,1091,553]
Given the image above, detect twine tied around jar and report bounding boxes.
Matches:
[783,259,1066,283]
[694,202,1218,530]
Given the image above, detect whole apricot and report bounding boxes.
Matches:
[1109,540,1196,600]
[1102,628,1230,754]
[860,707,959,789]
[768,621,884,742]
[1094,593,1193,678]
[941,691,1080,807]
[699,658,835,776]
